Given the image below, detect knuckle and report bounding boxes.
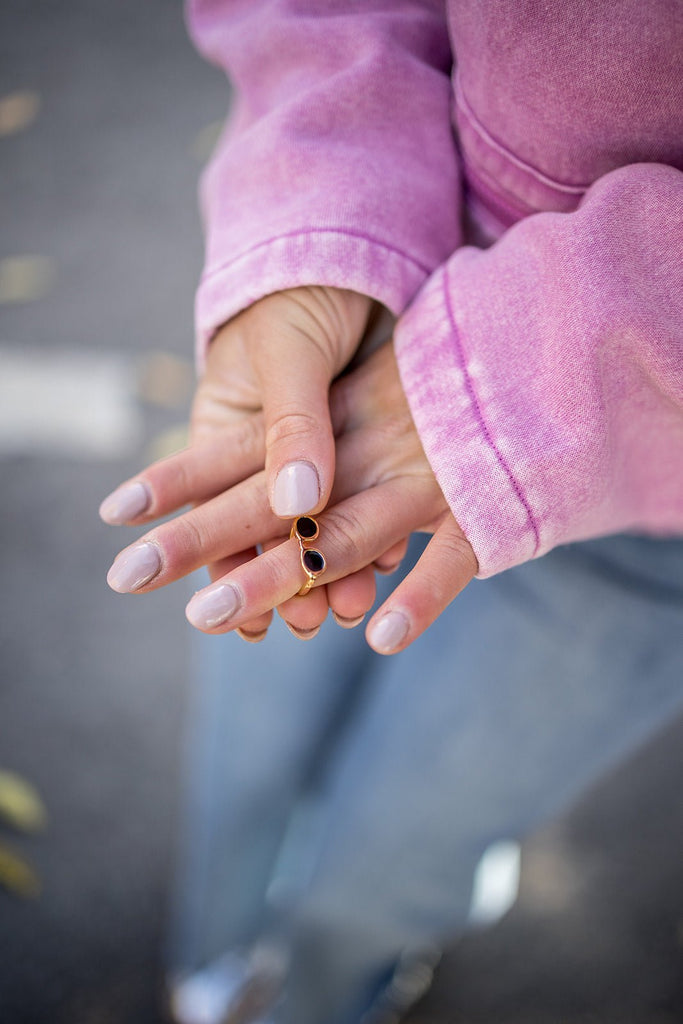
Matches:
[163,513,211,565]
[325,505,372,560]
[265,409,320,450]
[426,531,477,597]
[262,541,300,594]
[443,530,478,575]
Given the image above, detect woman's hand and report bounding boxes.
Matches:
[100,284,378,638]
[101,340,478,654]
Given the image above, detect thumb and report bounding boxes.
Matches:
[255,324,334,517]
[248,288,372,518]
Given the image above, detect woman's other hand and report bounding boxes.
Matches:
[101,340,478,654]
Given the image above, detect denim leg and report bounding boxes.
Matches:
[280,535,683,1024]
[166,614,377,973]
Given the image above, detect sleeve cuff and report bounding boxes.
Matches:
[195,229,432,371]
[394,261,540,578]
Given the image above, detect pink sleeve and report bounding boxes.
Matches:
[186,0,461,361]
[394,163,683,576]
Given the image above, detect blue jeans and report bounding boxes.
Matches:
[168,534,683,1024]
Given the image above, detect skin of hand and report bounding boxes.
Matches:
[193,284,377,638]
[197,285,375,511]
[101,285,404,641]
[100,338,479,655]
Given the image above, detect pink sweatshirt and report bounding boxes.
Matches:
[187,0,683,577]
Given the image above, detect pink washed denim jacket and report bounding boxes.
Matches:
[187,0,683,578]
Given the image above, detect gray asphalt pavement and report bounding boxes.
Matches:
[1,2,682,1023]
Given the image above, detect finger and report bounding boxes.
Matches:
[235,624,271,644]
[105,472,279,594]
[328,565,377,628]
[273,530,330,637]
[207,551,257,584]
[249,288,374,518]
[373,538,409,575]
[208,549,273,638]
[104,378,402,595]
[283,620,325,641]
[257,536,326,639]
[365,517,478,656]
[184,478,436,634]
[99,420,264,525]
[279,563,376,637]
[278,563,376,638]
[253,345,334,519]
[276,582,329,634]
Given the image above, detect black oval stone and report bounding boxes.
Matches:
[296,516,318,539]
[302,549,325,574]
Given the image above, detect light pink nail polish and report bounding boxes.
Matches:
[186,583,242,630]
[107,542,161,593]
[368,610,409,654]
[332,612,366,629]
[285,622,321,640]
[99,481,150,524]
[272,461,320,517]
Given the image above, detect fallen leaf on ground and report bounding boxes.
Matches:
[0,843,41,899]
[0,769,47,832]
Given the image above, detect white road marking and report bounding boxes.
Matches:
[0,347,143,459]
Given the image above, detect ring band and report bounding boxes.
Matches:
[291,516,326,595]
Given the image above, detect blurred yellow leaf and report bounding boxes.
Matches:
[0,843,41,899]
[0,255,55,304]
[0,770,47,833]
[137,351,194,409]
[0,91,41,137]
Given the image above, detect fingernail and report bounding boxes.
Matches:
[285,622,321,641]
[374,561,401,576]
[107,542,161,593]
[333,612,366,629]
[186,582,242,630]
[236,627,268,644]
[272,461,320,517]
[368,610,409,654]
[99,481,151,524]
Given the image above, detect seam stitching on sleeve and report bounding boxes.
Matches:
[455,73,589,195]
[443,265,541,556]
[199,227,433,284]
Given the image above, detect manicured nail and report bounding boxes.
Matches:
[368,610,409,654]
[285,622,321,641]
[186,583,242,630]
[272,461,320,517]
[236,627,268,644]
[332,612,366,629]
[99,481,151,524]
[107,542,161,593]
[374,561,401,576]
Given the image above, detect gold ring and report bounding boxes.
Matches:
[290,515,320,543]
[290,516,326,595]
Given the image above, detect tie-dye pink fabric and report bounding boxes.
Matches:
[187,0,683,576]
